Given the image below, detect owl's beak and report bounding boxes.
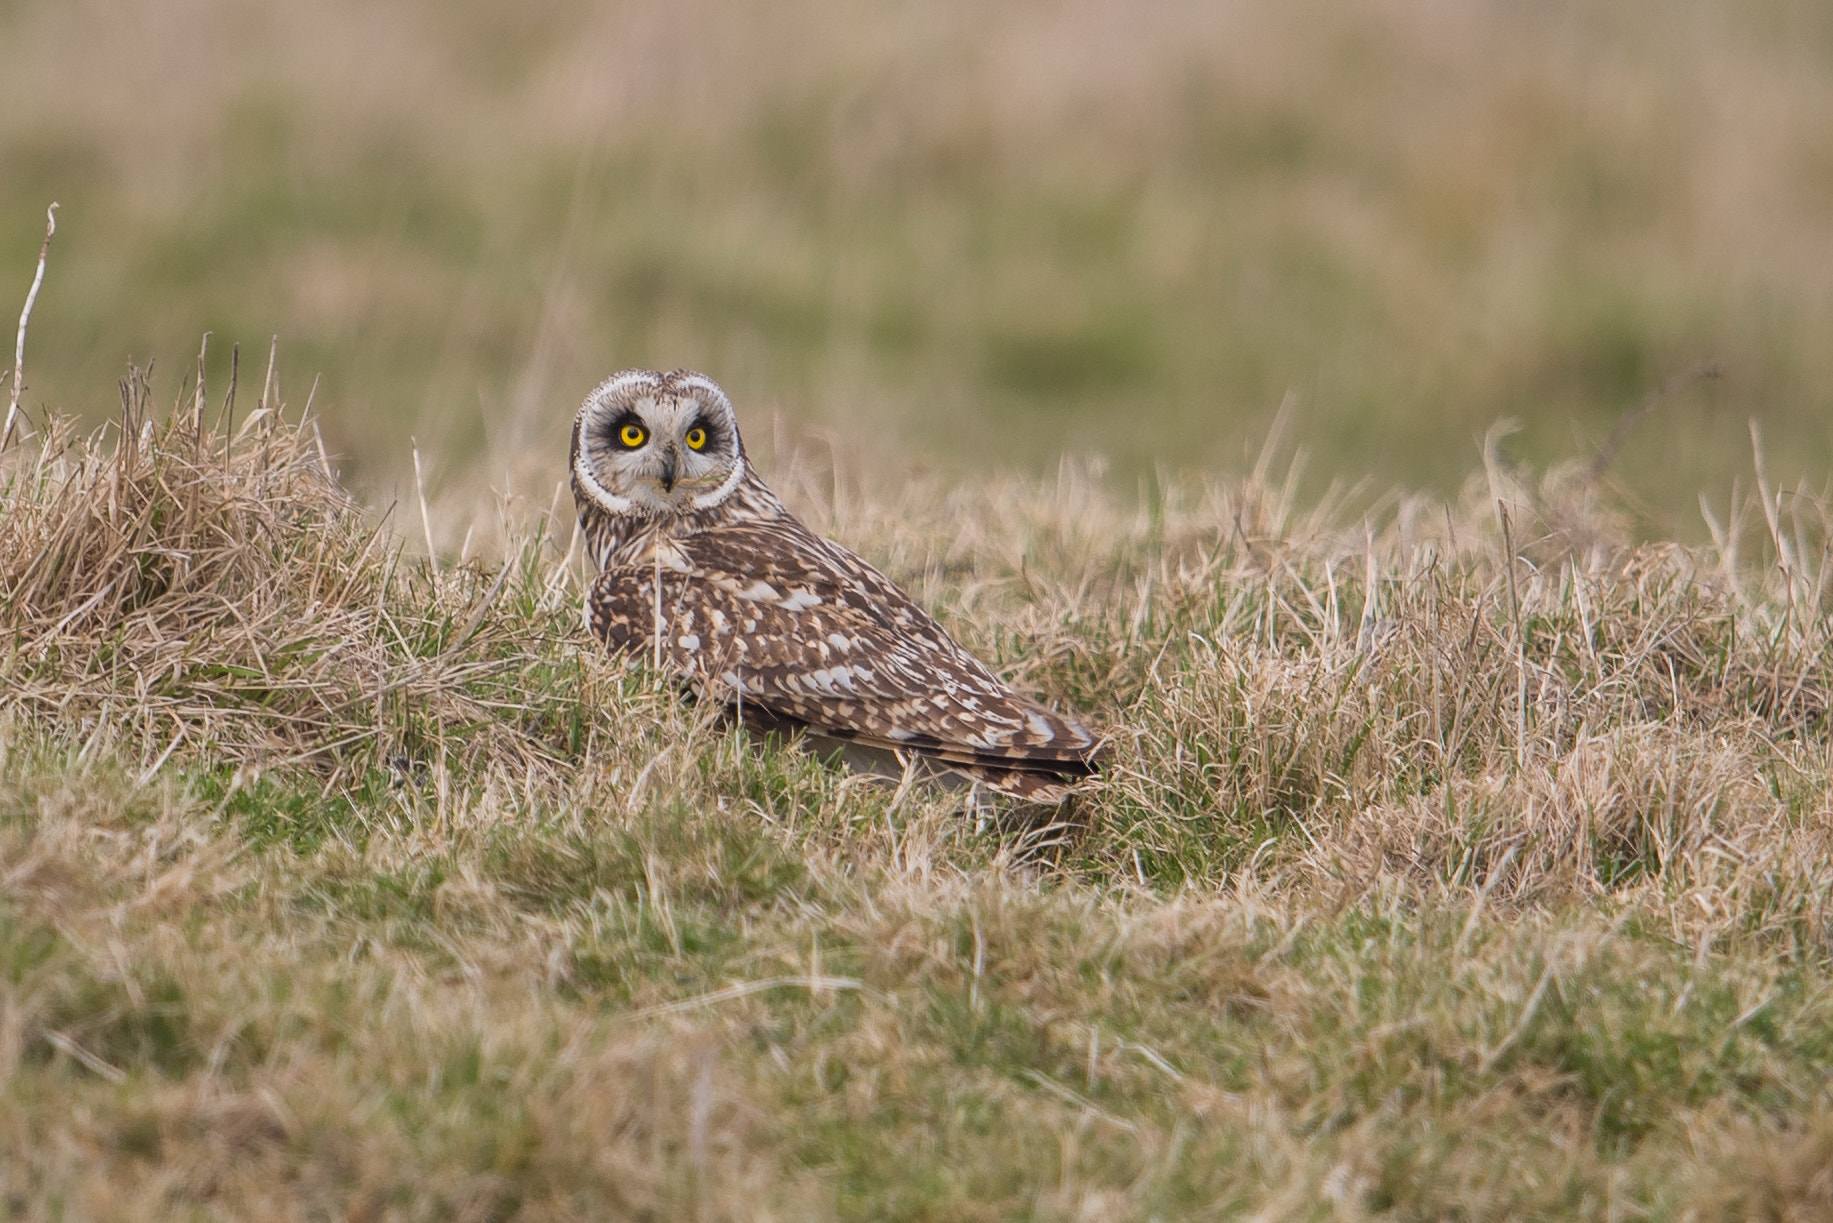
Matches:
[658,449,678,493]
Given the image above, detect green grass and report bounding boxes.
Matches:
[2,389,1831,1217]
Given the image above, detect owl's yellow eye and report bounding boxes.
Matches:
[685,426,708,451]
[618,423,647,448]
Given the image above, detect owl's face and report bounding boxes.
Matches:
[571,370,748,518]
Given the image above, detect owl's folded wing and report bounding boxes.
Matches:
[586,521,1101,770]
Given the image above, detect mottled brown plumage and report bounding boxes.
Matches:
[570,369,1101,799]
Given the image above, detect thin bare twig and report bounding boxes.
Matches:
[1497,501,1527,769]
[412,438,440,577]
[3,202,59,451]
[193,332,211,442]
[259,334,279,416]
[221,342,240,464]
[627,976,865,1020]
[43,1030,126,1084]
[653,545,664,670]
[1586,363,1722,482]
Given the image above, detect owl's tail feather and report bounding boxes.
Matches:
[723,701,1103,802]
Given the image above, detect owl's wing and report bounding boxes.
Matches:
[586,519,1101,771]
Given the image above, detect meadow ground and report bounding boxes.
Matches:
[2,375,1830,1220]
[6,3,1833,1216]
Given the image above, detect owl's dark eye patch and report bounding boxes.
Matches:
[601,412,647,449]
[686,418,727,451]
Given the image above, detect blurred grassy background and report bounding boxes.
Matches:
[3,0,1831,527]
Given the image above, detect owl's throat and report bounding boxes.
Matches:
[575,463,787,573]
[578,495,695,570]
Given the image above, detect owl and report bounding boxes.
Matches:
[569,369,1103,800]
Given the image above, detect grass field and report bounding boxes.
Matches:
[4,0,1833,526]
[5,2,1833,1216]
[2,377,1830,1218]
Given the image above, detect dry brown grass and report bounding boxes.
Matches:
[2,390,1833,1218]
[0,366,601,787]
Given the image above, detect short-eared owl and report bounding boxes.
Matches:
[570,369,1102,799]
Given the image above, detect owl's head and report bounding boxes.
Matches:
[570,369,749,519]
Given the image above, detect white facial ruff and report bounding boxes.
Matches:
[573,436,632,515]
[690,455,748,509]
[573,371,664,516]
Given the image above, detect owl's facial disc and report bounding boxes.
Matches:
[576,372,746,517]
